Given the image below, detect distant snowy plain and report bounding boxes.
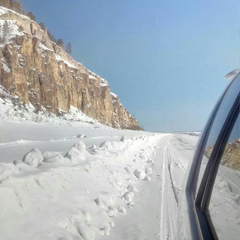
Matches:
[0,95,199,240]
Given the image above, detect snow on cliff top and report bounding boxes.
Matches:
[100,78,109,87]
[89,75,97,80]
[89,74,109,87]
[0,7,7,16]
[55,54,78,69]
[0,6,30,19]
[111,92,118,98]
[0,19,24,47]
[38,42,53,52]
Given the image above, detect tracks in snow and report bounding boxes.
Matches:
[96,134,197,240]
[160,136,189,240]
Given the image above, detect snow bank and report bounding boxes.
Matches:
[0,133,164,240]
[0,85,101,127]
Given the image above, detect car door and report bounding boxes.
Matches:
[178,72,240,240]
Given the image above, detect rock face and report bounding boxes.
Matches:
[0,6,139,129]
[205,138,240,171]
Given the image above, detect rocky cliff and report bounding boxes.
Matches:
[0,6,139,129]
[205,138,240,171]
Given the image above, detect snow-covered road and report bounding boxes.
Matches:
[0,120,198,240]
[100,134,197,240]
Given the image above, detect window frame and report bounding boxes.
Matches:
[196,96,239,239]
[187,73,240,239]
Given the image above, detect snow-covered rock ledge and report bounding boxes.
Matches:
[0,86,101,126]
[0,134,165,240]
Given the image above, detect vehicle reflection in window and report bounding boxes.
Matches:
[208,113,240,240]
[195,76,240,196]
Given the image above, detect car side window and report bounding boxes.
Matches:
[195,75,240,197]
[208,113,240,240]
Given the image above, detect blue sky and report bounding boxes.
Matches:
[21,0,239,132]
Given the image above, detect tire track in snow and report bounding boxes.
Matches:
[167,148,179,204]
[100,135,168,240]
[160,139,178,240]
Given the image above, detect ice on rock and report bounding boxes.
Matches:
[22,148,43,167]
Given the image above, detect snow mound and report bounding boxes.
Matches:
[22,148,44,167]
[43,151,68,164]
[65,141,88,163]
[0,163,19,183]
[120,135,128,142]
[122,191,134,204]
[0,131,164,239]
[134,169,146,180]
[77,134,86,138]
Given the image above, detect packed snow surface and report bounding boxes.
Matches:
[0,116,165,239]
[0,110,199,240]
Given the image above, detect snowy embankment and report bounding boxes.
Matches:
[0,126,164,239]
[0,86,202,240]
